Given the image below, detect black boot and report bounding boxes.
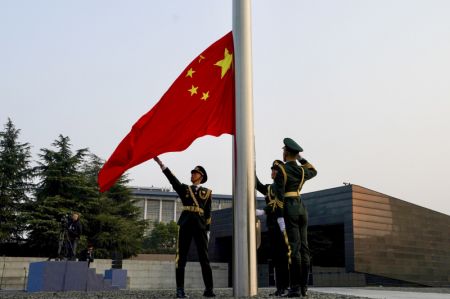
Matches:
[285,287,301,297]
[176,287,188,298]
[203,288,216,297]
[301,286,308,296]
[270,288,288,296]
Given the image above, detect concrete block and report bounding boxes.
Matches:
[62,261,89,291]
[105,269,127,289]
[27,261,66,292]
[86,269,105,291]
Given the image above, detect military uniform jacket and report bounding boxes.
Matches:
[282,159,317,214]
[256,176,284,229]
[163,168,212,230]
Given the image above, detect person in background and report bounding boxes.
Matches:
[67,212,82,261]
[79,244,94,267]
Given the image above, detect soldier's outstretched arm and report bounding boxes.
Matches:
[154,156,185,194]
[255,174,268,195]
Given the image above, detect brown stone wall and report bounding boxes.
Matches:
[352,185,450,286]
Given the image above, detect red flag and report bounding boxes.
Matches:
[98,32,235,192]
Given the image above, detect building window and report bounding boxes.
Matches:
[161,200,175,223]
[134,197,145,219]
[146,199,161,229]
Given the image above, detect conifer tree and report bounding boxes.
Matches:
[26,137,146,258]
[26,135,96,256]
[81,154,146,258]
[0,118,34,243]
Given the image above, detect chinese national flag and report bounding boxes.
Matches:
[98,32,235,192]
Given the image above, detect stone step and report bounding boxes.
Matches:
[86,269,106,291]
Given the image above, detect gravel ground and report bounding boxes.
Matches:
[0,288,369,299]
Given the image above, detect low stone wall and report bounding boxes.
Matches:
[0,257,228,291]
[1,257,368,290]
[119,260,228,290]
[0,257,46,290]
[129,254,174,261]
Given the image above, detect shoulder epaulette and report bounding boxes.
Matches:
[198,187,212,201]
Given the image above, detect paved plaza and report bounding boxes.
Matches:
[0,288,361,299]
[311,287,450,299]
[1,287,450,299]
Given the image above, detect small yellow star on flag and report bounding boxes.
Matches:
[188,85,198,96]
[201,91,210,101]
[214,48,233,79]
[186,68,195,78]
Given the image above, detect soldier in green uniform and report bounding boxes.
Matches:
[256,160,291,297]
[281,138,317,297]
[154,157,215,298]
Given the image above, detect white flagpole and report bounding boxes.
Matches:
[232,0,257,297]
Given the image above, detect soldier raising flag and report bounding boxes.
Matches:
[154,157,215,298]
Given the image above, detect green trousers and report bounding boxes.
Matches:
[284,197,310,289]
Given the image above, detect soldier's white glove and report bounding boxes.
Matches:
[277,217,286,232]
[256,209,265,216]
[207,231,210,242]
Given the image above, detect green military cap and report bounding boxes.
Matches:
[191,165,207,183]
[283,137,303,153]
[271,159,284,170]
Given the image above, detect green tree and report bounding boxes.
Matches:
[0,118,34,243]
[143,221,178,254]
[26,135,97,257]
[81,154,147,259]
[25,136,146,258]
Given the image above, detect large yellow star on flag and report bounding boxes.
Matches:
[214,48,233,79]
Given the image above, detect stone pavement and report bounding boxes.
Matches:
[1,287,449,299]
[0,288,367,299]
[311,287,450,299]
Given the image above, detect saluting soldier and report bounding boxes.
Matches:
[281,138,317,297]
[256,160,291,297]
[154,156,215,298]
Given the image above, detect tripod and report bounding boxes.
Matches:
[57,227,75,261]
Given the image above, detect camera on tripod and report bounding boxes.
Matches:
[60,214,70,230]
[55,212,81,261]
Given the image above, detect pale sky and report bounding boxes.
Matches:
[1,1,449,215]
